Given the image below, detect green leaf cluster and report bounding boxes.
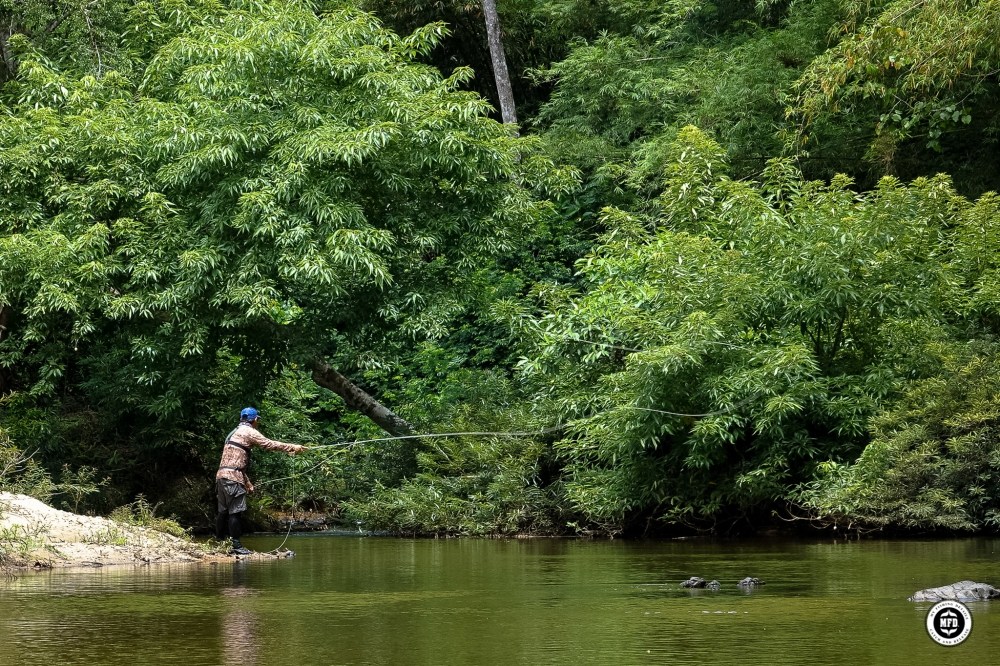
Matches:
[790,0,1000,194]
[520,126,977,532]
[532,0,840,194]
[344,363,563,535]
[797,341,1000,532]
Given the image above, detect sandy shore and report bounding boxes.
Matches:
[0,492,286,570]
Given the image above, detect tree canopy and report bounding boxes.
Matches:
[1,0,570,431]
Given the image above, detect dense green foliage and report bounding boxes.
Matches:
[1,0,137,85]
[796,342,1000,532]
[2,0,1000,537]
[514,126,970,533]
[791,0,1000,195]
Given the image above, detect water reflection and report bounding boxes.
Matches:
[220,563,261,666]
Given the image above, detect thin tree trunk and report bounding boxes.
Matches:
[0,305,9,394]
[310,358,413,437]
[0,18,18,86]
[481,0,517,130]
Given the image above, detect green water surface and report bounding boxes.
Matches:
[2,535,999,665]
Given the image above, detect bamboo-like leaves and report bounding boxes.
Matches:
[524,127,974,528]
[0,0,545,414]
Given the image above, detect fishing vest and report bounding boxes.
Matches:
[219,426,252,474]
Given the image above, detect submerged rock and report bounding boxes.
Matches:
[680,577,721,590]
[681,576,762,590]
[908,580,1000,602]
[681,577,710,588]
[737,577,765,588]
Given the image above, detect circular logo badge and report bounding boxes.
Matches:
[926,600,973,646]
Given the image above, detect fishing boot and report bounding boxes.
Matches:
[215,511,229,541]
[231,539,253,556]
[228,513,251,554]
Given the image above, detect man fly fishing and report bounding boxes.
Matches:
[216,407,307,554]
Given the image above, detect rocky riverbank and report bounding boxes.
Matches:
[0,492,289,570]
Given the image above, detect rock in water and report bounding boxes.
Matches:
[737,577,764,588]
[908,580,1000,602]
[681,577,708,588]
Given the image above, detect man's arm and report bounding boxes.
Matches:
[244,428,306,455]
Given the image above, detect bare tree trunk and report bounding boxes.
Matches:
[481,0,518,131]
[0,306,9,394]
[310,358,413,437]
[0,15,19,86]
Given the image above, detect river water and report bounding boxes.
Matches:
[1,534,999,664]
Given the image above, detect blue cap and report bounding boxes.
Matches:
[240,407,259,422]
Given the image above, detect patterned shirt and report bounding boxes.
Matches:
[215,422,303,491]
